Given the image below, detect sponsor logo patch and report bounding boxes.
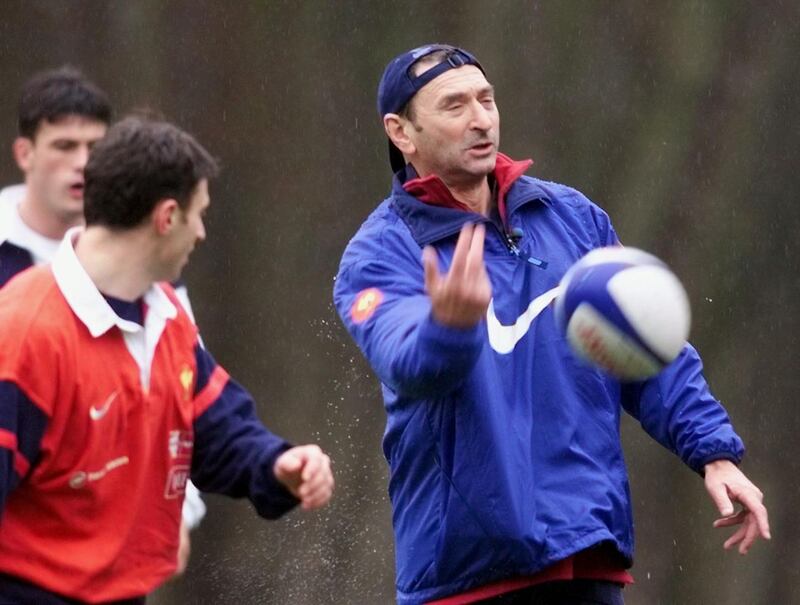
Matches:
[164,465,190,499]
[350,288,383,324]
[168,430,194,461]
[89,391,118,421]
[69,456,130,489]
[166,429,193,499]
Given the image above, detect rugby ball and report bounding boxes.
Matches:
[554,247,691,381]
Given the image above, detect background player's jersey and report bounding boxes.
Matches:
[0,233,297,602]
[0,184,207,529]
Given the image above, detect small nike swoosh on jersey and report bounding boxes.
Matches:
[486,287,561,354]
[89,391,118,421]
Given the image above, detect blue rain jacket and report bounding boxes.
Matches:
[333,164,744,605]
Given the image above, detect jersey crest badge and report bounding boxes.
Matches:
[179,364,193,400]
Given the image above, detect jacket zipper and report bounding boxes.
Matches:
[495,223,548,269]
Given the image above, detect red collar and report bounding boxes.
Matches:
[402,152,533,224]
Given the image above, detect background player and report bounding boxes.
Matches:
[0,66,206,574]
[0,115,334,603]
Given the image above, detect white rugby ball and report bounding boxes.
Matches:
[554,247,691,381]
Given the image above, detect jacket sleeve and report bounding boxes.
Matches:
[190,345,298,519]
[333,231,484,399]
[620,343,744,473]
[575,191,744,473]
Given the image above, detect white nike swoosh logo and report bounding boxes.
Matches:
[486,287,561,354]
[89,391,118,421]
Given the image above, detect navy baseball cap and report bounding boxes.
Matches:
[377,44,484,172]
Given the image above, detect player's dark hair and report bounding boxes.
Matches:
[84,116,219,228]
[17,66,112,138]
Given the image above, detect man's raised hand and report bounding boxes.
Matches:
[423,223,492,328]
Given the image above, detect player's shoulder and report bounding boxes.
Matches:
[0,265,61,316]
[518,176,613,234]
[353,198,401,238]
[339,198,415,262]
[515,175,599,209]
[158,281,188,318]
[0,183,25,208]
[157,281,200,338]
[0,267,70,356]
[0,185,23,242]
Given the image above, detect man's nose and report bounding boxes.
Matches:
[469,101,493,131]
[74,145,91,171]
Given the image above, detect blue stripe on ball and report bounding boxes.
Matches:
[561,262,669,365]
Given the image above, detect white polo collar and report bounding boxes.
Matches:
[51,227,177,338]
[0,185,25,247]
[0,184,61,264]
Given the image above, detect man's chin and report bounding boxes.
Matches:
[467,155,497,178]
[59,199,85,220]
[466,144,497,164]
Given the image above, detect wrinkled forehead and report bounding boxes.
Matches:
[413,65,492,105]
[406,49,483,95]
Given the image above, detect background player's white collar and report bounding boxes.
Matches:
[0,184,61,264]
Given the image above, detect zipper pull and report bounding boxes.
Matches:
[505,232,521,256]
[506,226,548,269]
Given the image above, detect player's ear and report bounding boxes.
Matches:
[12,137,34,172]
[153,198,180,235]
[384,114,416,156]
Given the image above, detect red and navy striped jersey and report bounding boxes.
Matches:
[0,232,297,602]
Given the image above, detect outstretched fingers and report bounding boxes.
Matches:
[423,222,492,328]
[713,509,748,528]
[704,460,770,554]
[731,485,771,542]
[465,223,486,278]
[720,513,763,554]
[447,222,475,279]
[423,245,441,295]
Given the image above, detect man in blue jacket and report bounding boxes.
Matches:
[333,44,770,605]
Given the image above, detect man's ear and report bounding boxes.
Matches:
[384,114,416,156]
[12,137,34,172]
[153,198,180,235]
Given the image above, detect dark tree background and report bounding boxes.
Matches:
[1,2,798,604]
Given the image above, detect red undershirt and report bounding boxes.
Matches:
[403,152,634,604]
[402,152,532,225]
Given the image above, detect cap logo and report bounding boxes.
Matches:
[411,45,436,59]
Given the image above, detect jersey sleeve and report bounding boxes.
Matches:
[189,344,298,519]
[0,381,48,514]
[0,300,53,516]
